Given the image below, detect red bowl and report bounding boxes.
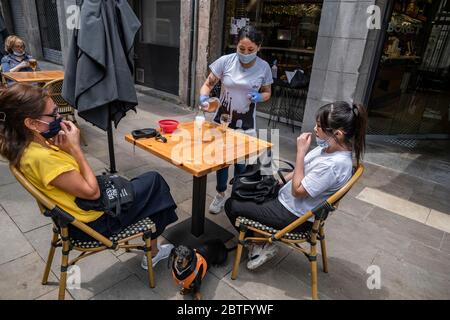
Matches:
[159,119,179,134]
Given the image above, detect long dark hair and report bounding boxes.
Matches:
[0,84,49,166]
[238,26,264,46]
[316,101,368,166]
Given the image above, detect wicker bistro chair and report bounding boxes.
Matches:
[0,65,7,88]
[10,165,157,300]
[43,79,87,146]
[230,164,364,300]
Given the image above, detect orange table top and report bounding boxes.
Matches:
[3,70,64,83]
[125,121,273,177]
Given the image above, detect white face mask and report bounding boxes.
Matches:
[237,51,257,64]
[13,51,25,57]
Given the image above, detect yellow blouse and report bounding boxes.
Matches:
[20,141,103,223]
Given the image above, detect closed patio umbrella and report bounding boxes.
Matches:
[62,0,141,173]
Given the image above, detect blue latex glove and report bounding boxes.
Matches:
[248,92,264,103]
[199,95,210,105]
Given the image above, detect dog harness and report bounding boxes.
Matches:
[172,251,208,289]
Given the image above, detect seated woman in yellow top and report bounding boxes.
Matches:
[0,84,178,269]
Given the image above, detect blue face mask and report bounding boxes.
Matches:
[317,137,331,149]
[237,51,257,64]
[38,118,63,139]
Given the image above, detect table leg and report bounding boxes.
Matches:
[163,174,234,247]
[191,175,207,237]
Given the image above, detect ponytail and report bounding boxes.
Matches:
[351,103,367,166]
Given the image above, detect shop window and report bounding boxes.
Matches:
[369,0,450,135]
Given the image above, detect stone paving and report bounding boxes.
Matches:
[1,92,449,300]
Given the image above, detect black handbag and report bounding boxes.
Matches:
[75,173,135,218]
[230,159,294,204]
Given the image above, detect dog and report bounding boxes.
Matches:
[168,239,235,300]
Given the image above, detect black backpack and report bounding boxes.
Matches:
[75,173,135,218]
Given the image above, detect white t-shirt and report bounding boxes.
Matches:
[209,53,273,131]
[278,146,353,221]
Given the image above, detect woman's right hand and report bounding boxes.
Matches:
[297,132,312,155]
[54,121,81,154]
[199,95,210,111]
[17,61,30,70]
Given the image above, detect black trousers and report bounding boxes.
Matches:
[225,197,312,234]
[69,172,178,241]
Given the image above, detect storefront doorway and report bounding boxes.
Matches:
[132,0,180,95]
[222,0,323,126]
[369,0,450,137]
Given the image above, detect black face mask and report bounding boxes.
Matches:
[38,118,63,139]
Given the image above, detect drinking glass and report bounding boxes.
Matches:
[220,113,231,131]
[29,59,37,72]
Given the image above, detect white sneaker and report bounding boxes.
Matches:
[247,243,279,270]
[247,243,264,260]
[209,193,227,214]
[141,243,174,270]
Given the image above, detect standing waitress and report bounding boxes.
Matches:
[199,26,273,214]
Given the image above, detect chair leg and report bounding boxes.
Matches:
[231,229,246,280]
[125,241,131,253]
[310,258,318,300]
[42,229,59,285]
[310,223,319,300]
[319,226,329,273]
[143,235,155,288]
[58,227,70,300]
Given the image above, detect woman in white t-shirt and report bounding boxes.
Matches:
[198,26,273,215]
[225,101,368,270]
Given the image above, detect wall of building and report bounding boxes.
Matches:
[208,0,225,64]
[179,0,219,106]
[301,0,389,133]
[179,0,193,104]
[57,0,77,67]
[195,0,212,104]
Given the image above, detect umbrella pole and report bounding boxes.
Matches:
[107,106,117,173]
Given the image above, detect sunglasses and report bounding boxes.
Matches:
[39,107,60,120]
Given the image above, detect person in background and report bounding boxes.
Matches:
[198,26,273,215]
[1,35,36,73]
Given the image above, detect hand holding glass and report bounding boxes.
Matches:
[220,113,231,131]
